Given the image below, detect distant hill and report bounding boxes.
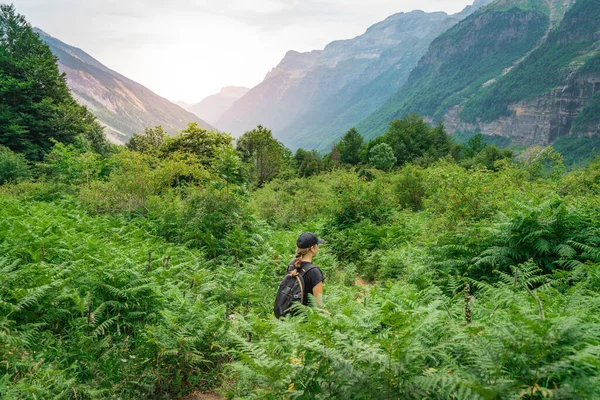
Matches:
[174,101,193,109]
[188,87,249,126]
[35,29,213,144]
[217,0,494,151]
[358,0,600,146]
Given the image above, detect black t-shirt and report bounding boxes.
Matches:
[287,261,324,305]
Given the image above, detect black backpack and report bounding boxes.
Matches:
[274,264,316,318]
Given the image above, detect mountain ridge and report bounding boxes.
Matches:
[35,29,213,144]
[217,0,495,151]
[187,86,249,126]
[358,0,599,146]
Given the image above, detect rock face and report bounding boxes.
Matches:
[444,72,600,145]
[217,1,494,151]
[35,29,213,145]
[359,0,600,146]
[187,87,249,127]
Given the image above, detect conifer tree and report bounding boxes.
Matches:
[337,127,363,165]
[0,4,99,160]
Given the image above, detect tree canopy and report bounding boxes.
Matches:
[337,127,363,165]
[0,4,100,160]
[236,125,289,187]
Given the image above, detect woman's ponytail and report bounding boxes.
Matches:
[294,247,310,269]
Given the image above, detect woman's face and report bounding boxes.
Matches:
[311,244,319,256]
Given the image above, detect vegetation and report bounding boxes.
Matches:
[2,5,600,400]
[572,89,600,135]
[0,5,107,160]
[551,135,600,168]
[0,145,30,184]
[368,143,396,171]
[2,103,600,398]
[236,125,290,187]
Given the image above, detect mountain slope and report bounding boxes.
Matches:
[187,86,249,126]
[359,0,599,145]
[35,29,213,144]
[217,1,493,151]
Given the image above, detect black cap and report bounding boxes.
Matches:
[297,232,325,249]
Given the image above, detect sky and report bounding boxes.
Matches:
[12,0,475,104]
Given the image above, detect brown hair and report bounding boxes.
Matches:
[293,247,310,270]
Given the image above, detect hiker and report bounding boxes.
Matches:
[274,232,325,317]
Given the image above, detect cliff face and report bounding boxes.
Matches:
[217,1,494,150]
[35,29,213,144]
[360,0,600,146]
[444,66,600,144]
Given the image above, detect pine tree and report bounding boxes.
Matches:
[337,128,363,165]
[0,5,98,160]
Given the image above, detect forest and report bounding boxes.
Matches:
[2,4,600,400]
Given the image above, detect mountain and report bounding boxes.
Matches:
[34,29,213,145]
[359,0,600,147]
[174,101,193,109]
[187,86,249,126]
[217,0,494,151]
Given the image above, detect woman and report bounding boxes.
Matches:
[287,232,325,306]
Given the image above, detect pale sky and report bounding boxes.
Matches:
[11,0,475,104]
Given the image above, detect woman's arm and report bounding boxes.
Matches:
[312,282,323,306]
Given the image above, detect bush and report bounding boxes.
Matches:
[392,164,427,210]
[330,171,395,228]
[79,150,207,213]
[0,145,31,184]
[369,143,397,171]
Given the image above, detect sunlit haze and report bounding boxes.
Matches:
[12,0,475,103]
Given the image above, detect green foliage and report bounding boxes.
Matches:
[336,127,363,165]
[4,105,600,399]
[330,170,395,229]
[161,122,233,166]
[368,115,451,167]
[0,5,101,160]
[214,144,247,186]
[0,198,233,398]
[294,148,325,177]
[369,142,396,171]
[229,266,600,399]
[0,145,30,184]
[41,142,104,185]
[82,123,114,157]
[461,145,514,172]
[470,198,599,279]
[519,146,566,180]
[559,156,600,197]
[126,125,167,155]
[236,125,289,187]
[553,135,600,169]
[424,161,500,224]
[451,131,513,149]
[392,163,427,211]
[249,173,335,227]
[151,184,253,258]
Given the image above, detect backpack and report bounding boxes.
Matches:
[274,264,316,318]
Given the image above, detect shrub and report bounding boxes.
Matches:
[369,143,397,171]
[392,164,427,211]
[0,145,31,184]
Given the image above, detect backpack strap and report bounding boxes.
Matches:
[300,264,316,276]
